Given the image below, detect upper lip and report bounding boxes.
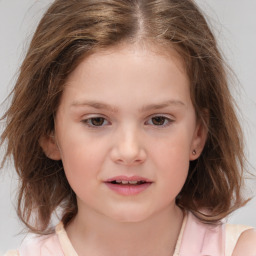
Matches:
[105,175,152,183]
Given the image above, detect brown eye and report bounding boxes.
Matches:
[90,117,105,126]
[151,116,167,125]
[146,116,173,127]
[82,117,108,127]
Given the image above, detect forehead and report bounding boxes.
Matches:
[59,43,191,111]
[66,42,187,84]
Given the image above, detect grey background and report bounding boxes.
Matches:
[0,0,255,254]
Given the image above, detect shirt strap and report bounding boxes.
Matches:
[56,222,78,256]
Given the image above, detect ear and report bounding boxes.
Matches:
[189,119,208,161]
[39,133,61,160]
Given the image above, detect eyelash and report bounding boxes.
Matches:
[81,115,174,128]
[82,117,110,128]
[145,115,174,127]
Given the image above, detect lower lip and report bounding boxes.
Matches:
[105,182,152,196]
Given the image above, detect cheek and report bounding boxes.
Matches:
[58,125,104,168]
[158,148,189,201]
[58,135,104,192]
[159,146,190,185]
[151,130,192,167]
[61,147,92,186]
[149,130,192,190]
[60,148,103,205]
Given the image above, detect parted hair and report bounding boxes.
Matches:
[1,0,247,234]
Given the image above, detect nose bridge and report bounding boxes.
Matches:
[111,123,146,165]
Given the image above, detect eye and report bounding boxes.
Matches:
[146,116,173,127]
[82,117,109,127]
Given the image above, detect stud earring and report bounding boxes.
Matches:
[192,150,196,155]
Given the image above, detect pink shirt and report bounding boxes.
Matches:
[5,211,251,256]
[180,211,224,255]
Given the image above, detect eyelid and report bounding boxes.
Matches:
[145,114,175,127]
[81,115,111,128]
[80,114,175,128]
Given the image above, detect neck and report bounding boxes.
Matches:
[66,205,184,256]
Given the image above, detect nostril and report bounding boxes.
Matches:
[109,138,147,166]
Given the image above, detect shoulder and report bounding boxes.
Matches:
[4,250,19,256]
[18,233,63,256]
[232,228,256,255]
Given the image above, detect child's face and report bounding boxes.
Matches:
[45,44,206,223]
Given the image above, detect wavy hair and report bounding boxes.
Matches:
[1,0,247,234]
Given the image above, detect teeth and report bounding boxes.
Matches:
[128,181,138,185]
[112,180,146,185]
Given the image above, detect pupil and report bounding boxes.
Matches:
[152,117,165,125]
[92,118,104,126]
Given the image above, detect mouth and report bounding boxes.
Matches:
[108,180,149,185]
[104,176,152,195]
[105,176,152,185]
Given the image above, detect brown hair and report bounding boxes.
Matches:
[1,0,247,234]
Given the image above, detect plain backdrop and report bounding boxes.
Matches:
[0,0,256,253]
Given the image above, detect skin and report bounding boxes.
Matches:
[232,229,256,255]
[42,43,208,256]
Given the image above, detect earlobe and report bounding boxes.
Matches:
[189,121,208,161]
[39,133,61,160]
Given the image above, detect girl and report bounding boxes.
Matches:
[1,0,256,255]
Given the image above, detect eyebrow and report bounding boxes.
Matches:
[140,100,185,112]
[71,99,185,113]
[71,101,118,113]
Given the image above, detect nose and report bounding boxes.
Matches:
[110,126,147,166]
